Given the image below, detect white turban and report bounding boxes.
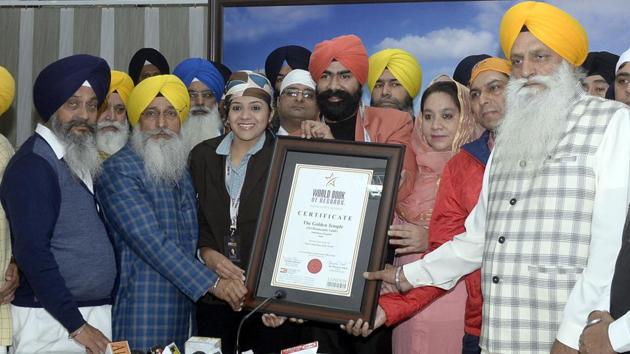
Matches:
[280,69,316,94]
[617,47,630,73]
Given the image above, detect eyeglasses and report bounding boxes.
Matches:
[189,90,214,100]
[282,88,316,100]
[141,108,179,120]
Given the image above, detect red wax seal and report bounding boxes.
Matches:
[307,259,322,274]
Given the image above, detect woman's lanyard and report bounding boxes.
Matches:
[225,160,242,262]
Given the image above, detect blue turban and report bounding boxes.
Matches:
[33,54,110,122]
[173,58,225,102]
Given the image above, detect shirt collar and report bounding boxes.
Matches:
[216,131,266,157]
[277,126,289,136]
[35,123,66,160]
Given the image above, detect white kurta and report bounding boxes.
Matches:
[403,95,630,352]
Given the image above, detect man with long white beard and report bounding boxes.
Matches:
[96,74,245,351]
[173,58,225,153]
[97,70,133,159]
[0,54,116,354]
[361,2,630,354]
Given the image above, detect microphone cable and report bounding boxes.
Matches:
[234,290,286,354]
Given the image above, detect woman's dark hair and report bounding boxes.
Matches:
[420,80,460,113]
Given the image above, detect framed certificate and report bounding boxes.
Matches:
[245,136,404,325]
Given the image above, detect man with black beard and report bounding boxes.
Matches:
[304,34,416,206]
[0,54,116,354]
[362,2,630,354]
[96,75,243,351]
[173,58,225,153]
[293,34,417,354]
[97,70,133,159]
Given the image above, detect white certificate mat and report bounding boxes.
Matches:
[271,164,373,297]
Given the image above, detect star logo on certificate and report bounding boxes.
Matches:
[325,172,338,187]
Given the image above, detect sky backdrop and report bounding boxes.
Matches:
[223,0,628,96]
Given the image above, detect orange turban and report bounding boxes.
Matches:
[469,58,512,85]
[309,34,369,85]
[499,1,588,66]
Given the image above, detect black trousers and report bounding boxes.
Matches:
[196,301,302,354]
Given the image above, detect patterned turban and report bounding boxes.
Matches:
[128,47,170,84]
[367,48,422,98]
[33,54,110,122]
[108,70,134,106]
[265,45,311,91]
[500,1,588,66]
[470,58,512,85]
[0,66,15,116]
[222,70,273,109]
[126,74,189,127]
[309,35,369,85]
[173,58,225,103]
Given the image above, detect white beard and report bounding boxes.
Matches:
[131,127,187,185]
[182,105,223,153]
[51,114,102,179]
[493,61,580,171]
[96,120,129,156]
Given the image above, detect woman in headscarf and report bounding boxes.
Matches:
[392,76,478,354]
[189,70,301,354]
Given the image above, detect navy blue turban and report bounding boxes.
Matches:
[173,58,225,102]
[453,54,491,86]
[33,54,110,122]
[264,45,311,91]
[128,47,170,84]
[210,60,232,84]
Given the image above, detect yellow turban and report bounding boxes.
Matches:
[126,74,189,127]
[0,66,15,116]
[470,58,512,85]
[368,49,422,98]
[108,70,134,106]
[499,1,588,66]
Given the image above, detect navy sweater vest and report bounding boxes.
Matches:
[0,134,116,331]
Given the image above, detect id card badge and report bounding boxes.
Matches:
[224,227,241,262]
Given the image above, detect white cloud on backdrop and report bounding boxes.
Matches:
[224,6,332,42]
[375,28,498,61]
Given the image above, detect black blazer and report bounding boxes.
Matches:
[189,131,274,272]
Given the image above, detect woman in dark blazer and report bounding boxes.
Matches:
[189,70,300,354]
